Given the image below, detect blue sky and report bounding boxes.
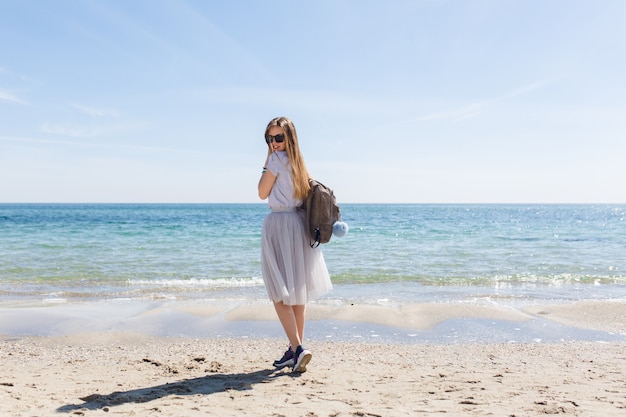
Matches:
[1,0,625,203]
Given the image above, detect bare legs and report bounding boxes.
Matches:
[273,302,313,372]
[273,302,306,349]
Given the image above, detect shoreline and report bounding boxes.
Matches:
[2,298,625,344]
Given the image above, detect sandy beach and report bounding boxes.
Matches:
[1,300,626,416]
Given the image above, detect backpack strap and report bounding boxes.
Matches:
[311,228,321,248]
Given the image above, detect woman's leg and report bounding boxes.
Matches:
[292,304,312,372]
[293,304,306,343]
[274,302,312,372]
[273,301,302,349]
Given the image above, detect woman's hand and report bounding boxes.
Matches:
[264,144,273,167]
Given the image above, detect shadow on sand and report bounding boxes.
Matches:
[57,367,291,413]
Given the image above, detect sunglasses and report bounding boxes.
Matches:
[265,134,285,144]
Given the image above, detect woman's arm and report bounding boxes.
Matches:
[258,148,276,200]
[258,169,276,200]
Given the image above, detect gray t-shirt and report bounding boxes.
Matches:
[267,151,302,209]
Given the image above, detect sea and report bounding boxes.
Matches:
[1,204,626,342]
[2,203,625,304]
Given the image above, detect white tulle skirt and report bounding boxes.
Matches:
[261,209,332,305]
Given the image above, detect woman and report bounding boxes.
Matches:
[258,116,332,373]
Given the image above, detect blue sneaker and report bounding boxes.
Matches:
[293,345,312,373]
[273,347,294,368]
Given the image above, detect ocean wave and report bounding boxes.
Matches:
[127,277,265,288]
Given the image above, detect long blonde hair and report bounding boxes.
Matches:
[265,117,311,200]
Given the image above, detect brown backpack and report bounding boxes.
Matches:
[300,179,341,248]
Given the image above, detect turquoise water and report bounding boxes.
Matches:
[1,204,625,304]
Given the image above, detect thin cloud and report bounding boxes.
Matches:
[414,103,482,123]
[453,104,482,121]
[1,135,206,155]
[405,80,552,126]
[71,103,120,117]
[40,123,106,138]
[0,89,30,105]
[501,79,554,99]
[173,2,274,82]
[39,118,150,139]
[1,135,96,147]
